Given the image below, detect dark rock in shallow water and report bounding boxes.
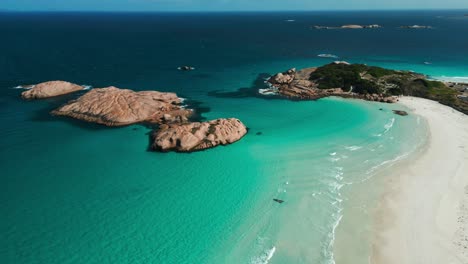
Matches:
[393,110,409,116]
[273,199,284,204]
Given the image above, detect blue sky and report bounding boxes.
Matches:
[1,0,468,11]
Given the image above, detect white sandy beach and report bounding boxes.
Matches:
[373,97,468,264]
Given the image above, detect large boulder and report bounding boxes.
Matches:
[21,81,84,99]
[51,87,191,126]
[268,68,296,85]
[151,118,247,152]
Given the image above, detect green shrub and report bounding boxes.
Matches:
[309,63,382,93]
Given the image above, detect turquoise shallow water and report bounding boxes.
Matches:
[0,91,425,264]
[0,10,465,264]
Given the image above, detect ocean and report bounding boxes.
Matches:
[0,10,466,264]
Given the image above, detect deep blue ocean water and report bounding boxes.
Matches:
[0,10,466,264]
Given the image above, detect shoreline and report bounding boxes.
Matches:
[372,96,468,264]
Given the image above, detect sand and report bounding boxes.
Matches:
[372,97,468,264]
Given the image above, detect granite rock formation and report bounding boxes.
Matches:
[21,81,84,99]
[263,66,398,103]
[52,87,191,126]
[151,118,247,152]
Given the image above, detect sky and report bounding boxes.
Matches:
[1,0,468,12]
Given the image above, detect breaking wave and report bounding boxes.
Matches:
[250,246,276,264]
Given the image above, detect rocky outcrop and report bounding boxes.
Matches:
[269,68,296,85]
[52,87,192,126]
[178,66,195,71]
[341,24,364,29]
[151,118,247,152]
[314,24,381,29]
[265,66,398,103]
[400,25,432,29]
[21,81,84,99]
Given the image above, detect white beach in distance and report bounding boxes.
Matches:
[373,97,468,264]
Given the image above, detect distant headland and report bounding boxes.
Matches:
[313,24,381,29]
[312,24,432,30]
[260,62,468,114]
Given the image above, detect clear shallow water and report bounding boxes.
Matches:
[0,10,465,264]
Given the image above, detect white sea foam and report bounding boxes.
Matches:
[329,152,337,156]
[266,247,276,261]
[324,210,343,264]
[318,54,339,59]
[366,152,409,175]
[251,246,276,264]
[384,117,395,133]
[312,192,323,197]
[430,76,468,83]
[322,166,346,264]
[258,88,278,96]
[13,85,34,89]
[82,85,92,90]
[345,146,362,151]
[330,157,341,162]
[355,152,411,183]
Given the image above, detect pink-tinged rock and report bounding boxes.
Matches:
[268,68,296,85]
[51,87,192,126]
[21,81,84,99]
[151,118,247,152]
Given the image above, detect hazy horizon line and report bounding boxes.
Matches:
[1,8,467,13]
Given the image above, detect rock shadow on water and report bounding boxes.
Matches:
[27,91,116,131]
[183,98,211,122]
[26,88,212,132]
[207,73,285,100]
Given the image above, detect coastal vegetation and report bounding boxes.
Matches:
[308,63,399,93]
[307,63,468,114]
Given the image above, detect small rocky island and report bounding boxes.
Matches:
[313,24,381,29]
[260,62,468,114]
[21,81,84,99]
[29,85,249,152]
[151,118,247,152]
[400,25,432,29]
[52,87,192,126]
